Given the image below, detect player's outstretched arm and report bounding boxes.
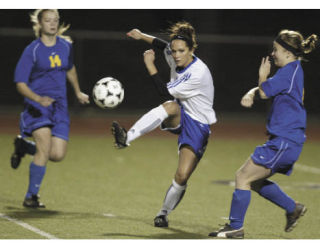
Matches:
[241,87,259,108]
[67,66,90,104]
[127,29,155,44]
[127,28,167,51]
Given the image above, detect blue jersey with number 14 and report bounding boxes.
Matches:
[14,36,73,100]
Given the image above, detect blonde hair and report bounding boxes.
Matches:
[278,29,318,57]
[30,9,72,43]
[168,21,198,50]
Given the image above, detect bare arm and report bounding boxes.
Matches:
[240,87,259,108]
[127,29,155,44]
[66,65,90,104]
[16,82,55,107]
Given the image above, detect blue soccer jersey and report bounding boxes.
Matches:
[261,60,306,144]
[14,36,73,99]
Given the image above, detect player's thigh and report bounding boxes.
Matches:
[50,136,68,162]
[175,145,199,185]
[236,157,271,188]
[162,101,181,128]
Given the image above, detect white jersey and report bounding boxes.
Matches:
[164,47,217,125]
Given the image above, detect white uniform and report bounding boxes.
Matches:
[164,47,217,125]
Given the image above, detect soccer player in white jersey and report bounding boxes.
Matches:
[112,21,216,227]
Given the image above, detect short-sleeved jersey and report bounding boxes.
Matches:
[163,45,217,125]
[14,36,73,100]
[261,60,306,144]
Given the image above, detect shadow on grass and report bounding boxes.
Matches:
[102,227,209,239]
[2,206,60,219]
[100,215,211,239]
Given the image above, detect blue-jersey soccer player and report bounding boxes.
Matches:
[11,9,89,208]
[209,29,318,238]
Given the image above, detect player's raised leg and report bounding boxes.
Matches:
[111,101,178,148]
[252,179,307,232]
[49,136,68,162]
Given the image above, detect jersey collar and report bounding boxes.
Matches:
[176,56,198,74]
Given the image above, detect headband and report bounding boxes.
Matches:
[170,35,193,48]
[275,36,303,56]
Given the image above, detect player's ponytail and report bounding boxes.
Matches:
[277,29,318,59]
[168,21,198,50]
[301,34,318,54]
[30,9,72,43]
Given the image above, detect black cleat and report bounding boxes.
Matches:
[154,215,169,228]
[111,121,128,149]
[209,223,244,239]
[23,195,45,208]
[11,135,25,169]
[285,202,307,232]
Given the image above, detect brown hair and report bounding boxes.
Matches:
[168,21,198,50]
[30,9,72,43]
[278,29,318,57]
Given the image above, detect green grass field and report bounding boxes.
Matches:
[0,133,319,239]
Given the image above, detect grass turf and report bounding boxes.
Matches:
[0,133,319,239]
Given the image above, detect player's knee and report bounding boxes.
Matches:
[174,172,188,186]
[49,151,66,162]
[235,169,250,187]
[162,101,179,116]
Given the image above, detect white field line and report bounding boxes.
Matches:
[0,213,59,239]
[295,163,320,174]
[102,213,116,218]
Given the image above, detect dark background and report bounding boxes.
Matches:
[0,9,319,116]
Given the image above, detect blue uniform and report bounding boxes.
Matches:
[252,60,306,175]
[14,36,73,140]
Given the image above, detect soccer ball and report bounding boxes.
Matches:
[92,77,124,109]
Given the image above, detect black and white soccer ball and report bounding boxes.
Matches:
[92,77,124,109]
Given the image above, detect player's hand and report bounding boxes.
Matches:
[127,29,143,40]
[241,93,254,108]
[143,50,157,75]
[143,49,155,65]
[38,96,55,107]
[259,56,271,80]
[76,92,90,104]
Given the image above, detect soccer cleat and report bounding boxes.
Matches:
[11,135,26,169]
[208,223,244,239]
[23,194,46,208]
[285,202,307,232]
[154,215,169,228]
[111,121,128,149]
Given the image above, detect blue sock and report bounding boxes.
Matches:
[229,189,251,229]
[258,180,296,213]
[25,162,46,198]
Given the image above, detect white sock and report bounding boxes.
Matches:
[126,105,168,144]
[157,180,187,216]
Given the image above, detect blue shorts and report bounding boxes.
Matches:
[20,98,70,141]
[161,107,211,159]
[251,136,303,175]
